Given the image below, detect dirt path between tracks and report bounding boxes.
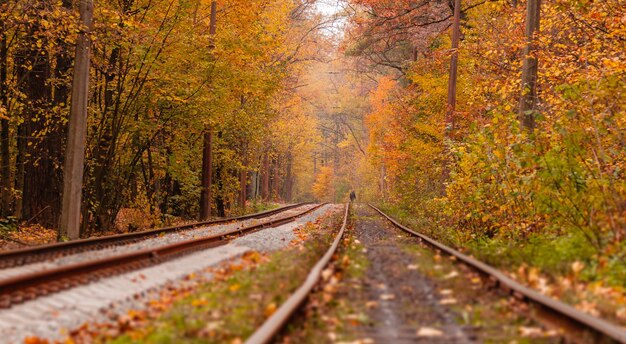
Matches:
[351,205,472,343]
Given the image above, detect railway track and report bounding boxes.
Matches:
[368,204,626,344]
[243,203,626,344]
[0,203,306,269]
[246,202,350,344]
[0,203,324,309]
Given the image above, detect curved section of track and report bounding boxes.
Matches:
[0,203,324,308]
[246,202,350,344]
[0,203,306,269]
[368,203,626,344]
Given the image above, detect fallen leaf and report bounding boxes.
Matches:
[380,294,395,300]
[24,337,49,344]
[264,302,277,317]
[342,255,350,266]
[322,268,333,281]
[616,308,626,321]
[439,298,457,305]
[191,298,208,307]
[365,301,378,309]
[416,327,443,337]
[571,261,585,275]
[576,300,600,316]
[444,271,459,279]
[519,326,543,337]
[407,264,418,270]
[439,289,453,295]
[345,313,367,325]
[198,321,224,338]
[229,283,241,292]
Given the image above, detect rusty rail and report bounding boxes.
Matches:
[246,202,350,344]
[0,203,307,269]
[0,203,326,308]
[368,203,626,344]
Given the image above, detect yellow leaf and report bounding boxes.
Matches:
[264,302,277,317]
[192,298,208,307]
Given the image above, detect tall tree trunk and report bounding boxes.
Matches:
[446,0,461,135]
[16,6,56,225]
[239,168,246,209]
[518,0,541,130]
[441,0,462,192]
[261,151,269,200]
[14,124,25,219]
[380,162,386,197]
[60,0,94,240]
[273,157,280,201]
[285,152,293,202]
[0,22,10,216]
[199,0,217,219]
[199,128,213,220]
[215,131,226,217]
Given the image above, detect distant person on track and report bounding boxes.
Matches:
[350,190,356,202]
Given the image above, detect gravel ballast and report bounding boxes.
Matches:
[0,204,318,280]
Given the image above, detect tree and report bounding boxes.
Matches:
[0,9,9,217]
[446,0,462,135]
[59,0,94,240]
[199,0,217,221]
[518,0,541,130]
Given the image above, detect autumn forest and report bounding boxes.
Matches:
[0,0,625,341]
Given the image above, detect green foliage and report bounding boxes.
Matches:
[0,217,18,233]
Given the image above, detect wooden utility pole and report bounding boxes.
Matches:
[59,0,94,239]
[199,0,217,220]
[518,0,540,130]
[446,0,461,135]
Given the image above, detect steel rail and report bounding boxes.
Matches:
[0,203,308,269]
[368,203,626,344]
[0,203,326,308]
[246,202,350,344]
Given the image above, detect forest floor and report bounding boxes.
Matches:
[0,224,57,251]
